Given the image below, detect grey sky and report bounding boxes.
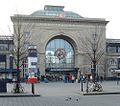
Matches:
[0,0,119,39]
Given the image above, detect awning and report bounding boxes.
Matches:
[45,68,79,73]
[0,68,18,73]
[111,69,120,73]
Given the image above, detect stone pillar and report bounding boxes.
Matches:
[39,53,45,75]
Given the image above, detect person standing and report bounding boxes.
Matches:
[71,75,75,83]
[100,76,103,83]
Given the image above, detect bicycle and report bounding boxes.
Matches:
[88,82,103,92]
[11,83,25,93]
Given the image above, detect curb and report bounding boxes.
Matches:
[82,92,120,96]
[0,93,41,97]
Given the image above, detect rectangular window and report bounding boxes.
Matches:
[109,58,117,65]
[118,47,120,53]
[31,62,37,65]
[108,47,116,53]
[91,62,94,69]
[24,32,30,37]
[118,58,120,69]
[0,44,8,51]
[0,55,6,62]
[23,32,30,45]
[28,49,37,57]
[9,44,14,51]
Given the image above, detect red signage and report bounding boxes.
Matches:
[27,77,38,84]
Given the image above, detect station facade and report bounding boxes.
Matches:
[2,5,119,80]
[10,5,108,78]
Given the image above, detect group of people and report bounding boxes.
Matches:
[40,73,76,83]
[41,74,63,82]
[64,74,75,83]
[35,72,104,84]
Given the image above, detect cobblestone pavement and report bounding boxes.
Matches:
[1,94,120,106]
[0,81,120,106]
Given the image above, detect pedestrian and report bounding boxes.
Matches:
[90,75,93,82]
[100,76,103,83]
[71,75,75,83]
[68,74,72,83]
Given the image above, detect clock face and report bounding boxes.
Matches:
[55,48,66,60]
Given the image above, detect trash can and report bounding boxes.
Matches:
[0,80,7,92]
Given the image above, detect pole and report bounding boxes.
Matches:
[86,78,88,93]
[93,60,96,83]
[32,83,35,94]
[81,75,83,92]
[117,73,119,85]
[5,60,7,80]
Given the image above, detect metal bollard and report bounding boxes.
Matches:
[32,83,35,94]
[117,80,119,85]
[86,78,88,93]
[81,76,84,92]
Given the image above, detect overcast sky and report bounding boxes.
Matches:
[0,0,120,39]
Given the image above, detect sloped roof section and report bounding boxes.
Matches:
[31,5,83,18]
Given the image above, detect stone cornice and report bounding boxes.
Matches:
[11,15,109,25]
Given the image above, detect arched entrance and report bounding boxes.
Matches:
[45,36,78,81]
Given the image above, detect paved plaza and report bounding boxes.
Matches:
[0,81,120,106]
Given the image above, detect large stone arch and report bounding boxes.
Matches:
[39,33,79,75]
[45,34,78,54]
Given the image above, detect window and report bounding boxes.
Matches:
[24,32,30,37]
[118,58,120,68]
[23,32,30,46]
[0,55,6,62]
[28,49,37,57]
[109,58,117,65]
[45,38,75,68]
[31,62,37,65]
[118,47,120,53]
[9,44,14,51]
[108,47,116,53]
[0,44,8,51]
[91,62,98,69]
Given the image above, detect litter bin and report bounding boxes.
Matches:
[0,80,7,92]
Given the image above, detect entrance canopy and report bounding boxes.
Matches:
[0,68,18,73]
[45,68,79,73]
[111,69,120,73]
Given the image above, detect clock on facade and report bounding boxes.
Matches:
[54,48,66,60]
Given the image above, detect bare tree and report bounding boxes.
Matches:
[80,26,106,82]
[10,15,34,93]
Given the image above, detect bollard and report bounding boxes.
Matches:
[81,80,83,92]
[32,83,35,94]
[117,80,119,85]
[81,76,84,92]
[86,78,88,93]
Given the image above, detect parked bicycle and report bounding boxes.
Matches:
[88,82,103,92]
[11,83,25,93]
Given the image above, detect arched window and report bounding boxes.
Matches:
[45,38,75,68]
